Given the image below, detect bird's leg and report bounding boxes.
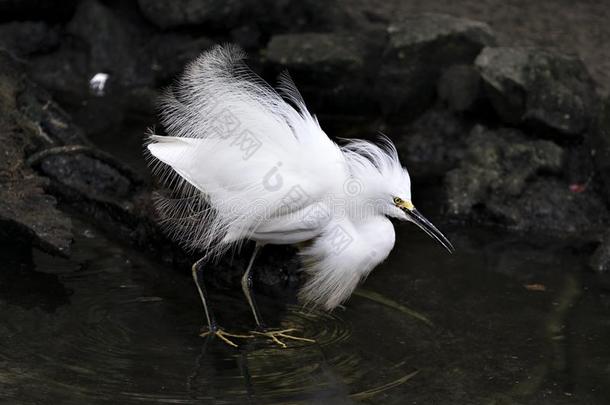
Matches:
[241,245,315,348]
[192,258,253,348]
[241,244,265,329]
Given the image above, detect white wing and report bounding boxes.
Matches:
[147,45,348,256]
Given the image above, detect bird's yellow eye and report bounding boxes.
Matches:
[393,197,402,205]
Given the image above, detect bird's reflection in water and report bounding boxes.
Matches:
[186,302,418,404]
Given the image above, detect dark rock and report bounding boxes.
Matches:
[137,0,359,33]
[29,144,163,254]
[446,125,565,208]
[28,0,161,137]
[590,96,610,204]
[67,0,153,88]
[257,0,364,35]
[0,175,72,257]
[0,0,77,22]
[0,52,72,256]
[565,143,595,186]
[266,33,365,81]
[475,47,599,137]
[443,125,608,234]
[137,0,250,29]
[16,82,89,146]
[376,13,495,118]
[39,154,132,200]
[265,32,374,113]
[230,25,262,50]
[0,22,59,56]
[148,34,215,84]
[590,231,610,273]
[394,108,470,180]
[124,87,159,116]
[437,64,482,112]
[27,46,89,101]
[487,178,607,235]
[207,244,302,299]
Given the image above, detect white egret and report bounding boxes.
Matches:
[146,44,453,347]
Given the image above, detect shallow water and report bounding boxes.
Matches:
[1,218,609,404]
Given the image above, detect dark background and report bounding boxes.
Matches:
[1,1,610,403]
[1,0,608,267]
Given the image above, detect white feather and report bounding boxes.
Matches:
[147,44,416,309]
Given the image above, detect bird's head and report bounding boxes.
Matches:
[342,137,454,253]
[390,195,454,253]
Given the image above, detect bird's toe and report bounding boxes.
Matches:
[251,328,316,348]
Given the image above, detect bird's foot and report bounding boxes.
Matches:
[199,327,253,348]
[251,328,315,348]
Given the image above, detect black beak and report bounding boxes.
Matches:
[404,208,454,253]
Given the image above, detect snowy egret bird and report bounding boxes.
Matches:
[146,44,453,347]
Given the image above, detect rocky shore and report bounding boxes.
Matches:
[1,0,608,283]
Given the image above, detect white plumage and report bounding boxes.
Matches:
[147,44,452,312]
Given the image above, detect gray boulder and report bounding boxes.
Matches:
[376,13,495,117]
[266,32,373,113]
[394,108,470,180]
[444,125,607,234]
[475,47,599,137]
[437,64,482,112]
[490,178,607,235]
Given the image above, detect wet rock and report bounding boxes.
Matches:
[266,32,374,113]
[488,178,607,235]
[376,13,495,117]
[590,96,610,204]
[16,83,89,146]
[0,52,72,256]
[0,168,73,257]
[394,108,470,180]
[39,154,132,201]
[475,47,599,137]
[0,50,153,258]
[0,22,59,56]
[437,64,482,112]
[590,231,610,273]
[443,125,608,234]
[137,0,250,29]
[446,125,565,206]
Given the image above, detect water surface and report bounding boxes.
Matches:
[1,219,608,404]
